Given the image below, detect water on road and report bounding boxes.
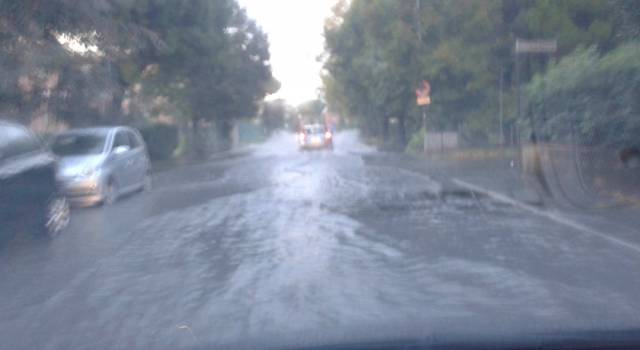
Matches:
[2,131,640,349]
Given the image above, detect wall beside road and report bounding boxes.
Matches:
[424,132,459,153]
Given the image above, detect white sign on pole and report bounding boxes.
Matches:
[515,39,557,54]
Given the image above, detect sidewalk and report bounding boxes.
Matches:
[151,145,254,174]
[416,153,640,251]
[425,157,545,206]
[365,149,640,250]
[148,146,255,190]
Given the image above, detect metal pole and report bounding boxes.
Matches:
[416,0,427,152]
[498,68,504,146]
[515,49,521,136]
[422,106,427,152]
[43,90,51,132]
[515,43,523,170]
[416,0,421,42]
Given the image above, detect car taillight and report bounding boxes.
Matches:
[324,131,332,139]
[298,132,306,142]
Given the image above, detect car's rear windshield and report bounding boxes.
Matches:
[52,133,107,156]
[304,126,325,134]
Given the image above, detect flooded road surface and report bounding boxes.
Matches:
[2,131,640,349]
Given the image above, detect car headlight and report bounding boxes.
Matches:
[79,166,101,179]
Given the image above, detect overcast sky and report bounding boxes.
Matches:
[237,0,338,106]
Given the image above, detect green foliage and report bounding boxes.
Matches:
[298,99,326,121]
[324,0,416,144]
[324,0,632,148]
[0,0,274,154]
[612,0,640,41]
[260,99,288,133]
[123,1,273,127]
[526,43,640,148]
[139,123,179,160]
[406,128,425,154]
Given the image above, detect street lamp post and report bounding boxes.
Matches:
[513,38,557,172]
[499,67,504,146]
[422,105,427,132]
[514,38,557,144]
[416,0,424,135]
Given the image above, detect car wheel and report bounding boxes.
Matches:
[103,179,118,205]
[45,196,70,238]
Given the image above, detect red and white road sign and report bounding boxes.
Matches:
[416,80,431,106]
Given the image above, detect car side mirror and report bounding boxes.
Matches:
[112,145,130,155]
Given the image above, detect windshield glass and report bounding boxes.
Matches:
[304,125,325,134]
[52,133,106,156]
[2,1,640,349]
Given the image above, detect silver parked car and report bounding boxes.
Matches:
[51,127,151,206]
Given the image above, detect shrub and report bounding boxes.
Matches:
[405,128,425,154]
[525,43,640,149]
[138,123,179,160]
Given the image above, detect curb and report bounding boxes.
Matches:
[151,146,254,174]
[453,178,640,255]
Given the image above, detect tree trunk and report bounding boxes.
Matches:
[178,118,196,158]
[216,119,233,151]
[382,116,389,145]
[398,114,407,148]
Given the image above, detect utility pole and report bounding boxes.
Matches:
[498,67,504,146]
[515,47,521,138]
[416,0,421,43]
[417,0,424,133]
[514,38,557,144]
[513,38,557,172]
[416,0,424,134]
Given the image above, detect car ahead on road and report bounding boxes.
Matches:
[298,124,333,151]
[51,126,151,207]
[0,120,70,244]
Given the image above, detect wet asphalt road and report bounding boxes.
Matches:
[2,131,640,349]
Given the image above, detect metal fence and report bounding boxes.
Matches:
[424,132,459,153]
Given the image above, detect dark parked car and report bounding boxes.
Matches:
[0,120,70,245]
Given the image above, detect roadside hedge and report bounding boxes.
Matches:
[525,43,640,149]
[138,123,179,160]
[405,128,425,154]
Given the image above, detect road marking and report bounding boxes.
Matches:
[452,178,640,255]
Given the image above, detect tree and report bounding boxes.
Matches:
[297,99,325,124]
[0,0,275,155]
[526,43,640,149]
[0,0,130,128]
[115,0,274,152]
[323,0,630,148]
[260,99,288,133]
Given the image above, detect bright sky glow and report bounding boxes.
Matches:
[238,0,339,106]
[55,33,102,56]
